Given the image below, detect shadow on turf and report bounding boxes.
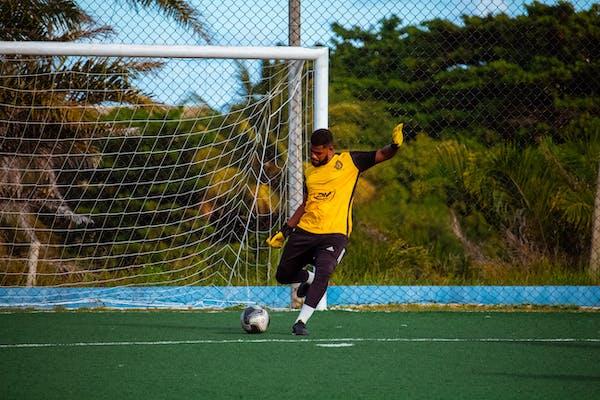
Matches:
[480,372,600,382]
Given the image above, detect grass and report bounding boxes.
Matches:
[1,310,600,400]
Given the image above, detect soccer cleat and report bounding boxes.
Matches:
[292,320,309,336]
[296,281,310,298]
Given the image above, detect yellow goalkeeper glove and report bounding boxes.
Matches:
[266,224,293,248]
[391,123,404,149]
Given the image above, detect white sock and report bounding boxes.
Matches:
[296,304,315,324]
[306,270,315,285]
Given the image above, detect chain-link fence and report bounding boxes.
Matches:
[0,0,599,308]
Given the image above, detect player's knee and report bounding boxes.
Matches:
[315,263,335,281]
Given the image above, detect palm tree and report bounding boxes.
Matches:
[436,132,598,271]
[0,0,210,42]
[0,0,210,286]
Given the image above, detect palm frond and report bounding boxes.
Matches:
[54,25,115,42]
[551,189,593,233]
[125,0,211,43]
[0,55,162,144]
[0,0,94,40]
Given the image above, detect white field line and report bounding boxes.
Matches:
[1,337,599,349]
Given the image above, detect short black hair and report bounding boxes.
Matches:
[310,128,333,146]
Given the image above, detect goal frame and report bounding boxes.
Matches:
[0,41,329,308]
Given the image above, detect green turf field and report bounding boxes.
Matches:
[1,310,599,399]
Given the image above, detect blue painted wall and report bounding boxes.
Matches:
[1,286,599,309]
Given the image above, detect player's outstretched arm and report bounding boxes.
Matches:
[374,123,404,164]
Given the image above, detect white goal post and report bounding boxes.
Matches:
[0,41,328,309]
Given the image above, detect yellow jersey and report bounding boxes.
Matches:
[297,151,376,236]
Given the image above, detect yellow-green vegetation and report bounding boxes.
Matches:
[1,1,599,286]
[326,1,600,285]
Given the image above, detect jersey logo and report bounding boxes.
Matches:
[313,191,335,201]
[335,160,343,170]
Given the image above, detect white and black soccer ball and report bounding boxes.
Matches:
[240,305,270,334]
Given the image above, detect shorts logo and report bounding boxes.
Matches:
[313,190,335,201]
[335,160,343,170]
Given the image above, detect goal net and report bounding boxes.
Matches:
[0,42,328,308]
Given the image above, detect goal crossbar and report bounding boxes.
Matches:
[0,41,329,129]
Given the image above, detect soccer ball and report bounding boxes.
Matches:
[240,305,270,334]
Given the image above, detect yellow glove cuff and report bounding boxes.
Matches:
[392,123,404,148]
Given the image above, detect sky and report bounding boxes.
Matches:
[76,0,593,108]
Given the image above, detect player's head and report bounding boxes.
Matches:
[310,128,334,167]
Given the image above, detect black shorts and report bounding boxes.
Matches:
[277,227,348,280]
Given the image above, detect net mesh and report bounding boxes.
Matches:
[0,53,313,306]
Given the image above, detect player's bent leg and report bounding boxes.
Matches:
[291,267,331,336]
[275,267,307,284]
[304,262,334,308]
[296,281,310,298]
[295,268,315,297]
[290,232,347,335]
[304,234,347,308]
[275,232,313,284]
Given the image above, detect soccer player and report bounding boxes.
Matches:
[267,124,404,335]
